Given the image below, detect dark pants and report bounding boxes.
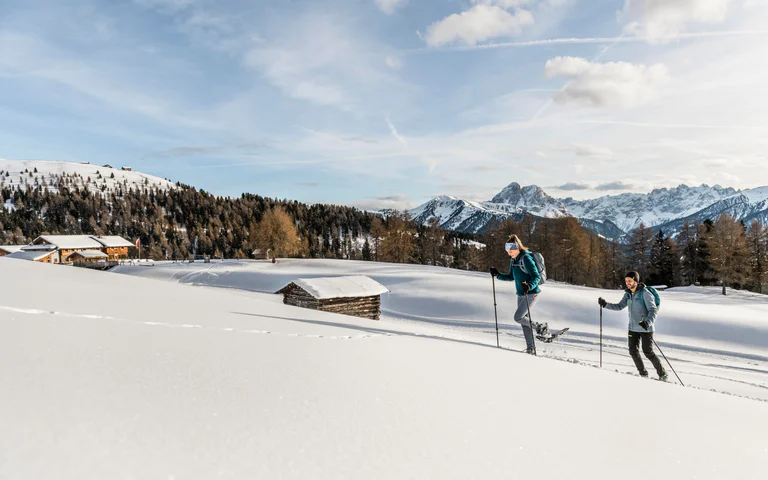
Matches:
[628,331,665,377]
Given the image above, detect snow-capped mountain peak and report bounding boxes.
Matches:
[408,181,768,239]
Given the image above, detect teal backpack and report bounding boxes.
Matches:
[643,286,661,308]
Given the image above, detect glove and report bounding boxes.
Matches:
[521,282,530,294]
[598,297,607,308]
[639,320,650,330]
[489,266,499,277]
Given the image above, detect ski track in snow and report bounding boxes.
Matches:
[0,305,387,341]
[381,312,768,403]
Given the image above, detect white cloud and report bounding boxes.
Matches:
[569,143,615,157]
[544,56,670,108]
[619,0,735,43]
[376,0,407,15]
[424,4,534,47]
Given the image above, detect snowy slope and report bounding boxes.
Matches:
[112,259,768,401]
[2,259,767,479]
[0,159,176,195]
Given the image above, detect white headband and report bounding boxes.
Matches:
[505,242,519,251]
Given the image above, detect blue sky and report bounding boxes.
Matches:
[1,0,767,210]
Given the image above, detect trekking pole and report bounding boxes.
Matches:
[599,306,603,368]
[651,336,685,386]
[491,274,500,348]
[523,291,537,356]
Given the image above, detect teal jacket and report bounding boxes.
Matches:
[497,250,541,296]
[604,283,659,333]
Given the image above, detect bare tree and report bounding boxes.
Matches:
[255,207,303,263]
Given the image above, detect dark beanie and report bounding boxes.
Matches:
[625,271,640,282]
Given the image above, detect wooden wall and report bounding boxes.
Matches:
[279,283,382,320]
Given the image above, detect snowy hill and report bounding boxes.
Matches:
[408,182,768,238]
[0,159,176,195]
[2,258,767,478]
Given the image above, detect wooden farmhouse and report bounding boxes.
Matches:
[14,235,134,264]
[277,276,389,320]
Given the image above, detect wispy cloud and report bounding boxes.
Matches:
[553,182,590,190]
[387,118,408,147]
[596,181,635,191]
[619,0,734,44]
[407,29,768,52]
[376,0,408,15]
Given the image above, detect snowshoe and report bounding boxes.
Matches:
[536,327,569,343]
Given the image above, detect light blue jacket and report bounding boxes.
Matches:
[604,284,659,333]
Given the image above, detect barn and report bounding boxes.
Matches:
[277,276,389,320]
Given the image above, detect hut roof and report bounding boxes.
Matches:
[280,276,389,300]
[28,235,133,249]
[67,250,108,259]
[0,245,24,254]
[32,235,103,249]
[5,250,54,261]
[92,236,133,248]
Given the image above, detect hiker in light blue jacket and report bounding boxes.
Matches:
[599,271,667,380]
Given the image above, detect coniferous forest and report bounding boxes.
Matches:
[2,177,766,295]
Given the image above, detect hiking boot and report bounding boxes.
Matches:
[535,322,550,337]
[659,371,668,382]
[639,372,649,378]
[525,347,536,355]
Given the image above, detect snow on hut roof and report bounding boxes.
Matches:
[91,236,133,248]
[66,250,108,259]
[282,276,389,300]
[28,235,133,249]
[0,245,24,254]
[5,250,54,261]
[33,235,104,249]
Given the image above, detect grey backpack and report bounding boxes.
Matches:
[518,251,547,284]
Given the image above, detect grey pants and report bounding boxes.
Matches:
[514,293,541,350]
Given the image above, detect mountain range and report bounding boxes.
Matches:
[408,182,768,239]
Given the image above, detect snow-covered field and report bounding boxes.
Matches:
[2,258,767,479]
[0,158,175,194]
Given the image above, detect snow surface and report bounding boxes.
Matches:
[285,275,389,299]
[3,259,767,479]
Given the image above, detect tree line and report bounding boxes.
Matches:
[2,178,766,295]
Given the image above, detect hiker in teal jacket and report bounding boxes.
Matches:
[599,271,667,380]
[489,234,549,354]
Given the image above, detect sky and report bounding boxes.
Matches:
[1,0,768,211]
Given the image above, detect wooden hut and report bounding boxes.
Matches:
[277,276,389,320]
[67,250,108,263]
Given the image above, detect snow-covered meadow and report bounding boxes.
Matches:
[2,257,767,479]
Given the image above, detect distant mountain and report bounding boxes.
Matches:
[408,182,768,240]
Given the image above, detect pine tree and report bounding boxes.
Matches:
[746,220,768,293]
[625,223,653,278]
[707,214,748,295]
